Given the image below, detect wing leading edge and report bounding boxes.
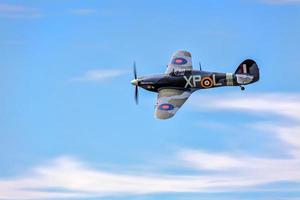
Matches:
[155,88,192,119]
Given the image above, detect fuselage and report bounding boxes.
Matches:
[136,70,254,93]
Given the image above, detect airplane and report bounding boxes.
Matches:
[131,50,259,120]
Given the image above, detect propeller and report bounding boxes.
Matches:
[133,61,139,104]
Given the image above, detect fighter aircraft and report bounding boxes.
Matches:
[131,50,259,119]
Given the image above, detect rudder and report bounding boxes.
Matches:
[235,59,259,85]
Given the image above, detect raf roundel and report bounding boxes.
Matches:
[158,103,174,111]
[200,77,213,88]
[172,57,187,65]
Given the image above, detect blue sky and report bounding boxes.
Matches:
[0,0,300,199]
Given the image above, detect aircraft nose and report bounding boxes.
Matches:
[131,79,138,86]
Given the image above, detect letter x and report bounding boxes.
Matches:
[184,76,194,88]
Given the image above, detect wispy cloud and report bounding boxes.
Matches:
[177,148,300,185]
[186,92,300,178]
[1,148,300,199]
[261,0,300,4]
[176,93,300,196]
[68,8,114,17]
[190,93,300,121]
[1,93,300,199]
[1,152,300,200]
[71,69,126,82]
[69,8,97,15]
[190,93,300,150]
[0,3,41,19]
[0,156,247,199]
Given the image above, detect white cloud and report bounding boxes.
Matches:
[68,8,113,17]
[1,153,300,200]
[1,93,300,199]
[177,148,300,185]
[178,150,243,170]
[0,156,244,199]
[190,93,300,121]
[69,8,97,15]
[177,94,300,190]
[190,93,300,150]
[182,93,300,187]
[0,3,41,19]
[255,124,300,156]
[71,69,126,82]
[262,0,300,4]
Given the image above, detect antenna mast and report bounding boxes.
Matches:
[199,62,202,71]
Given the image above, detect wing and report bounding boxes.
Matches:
[155,88,192,119]
[165,50,193,74]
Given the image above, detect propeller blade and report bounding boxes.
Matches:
[135,86,139,104]
[133,61,139,104]
[133,61,137,79]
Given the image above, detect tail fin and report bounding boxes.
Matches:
[235,59,259,85]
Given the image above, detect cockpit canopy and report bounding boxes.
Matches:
[170,68,191,76]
